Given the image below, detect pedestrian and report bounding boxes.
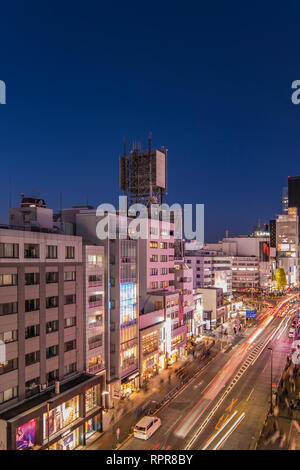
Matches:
[116,427,120,443]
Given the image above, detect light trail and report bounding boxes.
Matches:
[212,412,245,450]
[175,294,299,441]
[202,411,238,450]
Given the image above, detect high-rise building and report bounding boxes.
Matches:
[275,207,299,286]
[288,177,300,241]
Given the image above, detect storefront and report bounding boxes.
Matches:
[0,372,105,450]
[49,428,80,450]
[120,372,139,397]
[141,353,159,381]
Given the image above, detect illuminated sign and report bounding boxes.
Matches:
[277,244,290,252]
[246,310,257,319]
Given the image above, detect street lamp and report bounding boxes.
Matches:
[268,347,273,414]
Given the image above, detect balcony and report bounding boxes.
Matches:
[88,340,102,350]
[88,321,103,329]
[89,301,103,308]
[88,281,103,288]
[88,363,104,374]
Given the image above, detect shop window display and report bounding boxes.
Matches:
[43,396,79,441]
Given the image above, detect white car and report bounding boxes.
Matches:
[134,416,161,440]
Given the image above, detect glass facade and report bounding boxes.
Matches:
[120,282,137,325]
[43,396,79,440]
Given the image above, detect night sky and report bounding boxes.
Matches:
[1,1,300,241]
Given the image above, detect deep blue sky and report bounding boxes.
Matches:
[1,1,300,241]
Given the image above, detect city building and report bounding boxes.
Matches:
[275,207,299,286]
[184,249,232,296]
[196,287,225,329]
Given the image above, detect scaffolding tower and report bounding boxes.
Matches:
[120,135,168,210]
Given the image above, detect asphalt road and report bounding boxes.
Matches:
[120,295,297,451]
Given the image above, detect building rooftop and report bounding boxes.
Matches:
[0,373,96,421]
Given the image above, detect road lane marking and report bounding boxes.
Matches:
[212,412,245,450]
[246,388,254,401]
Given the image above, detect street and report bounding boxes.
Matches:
[118,295,298,451]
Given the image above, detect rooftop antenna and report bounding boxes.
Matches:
[225,226,229,238]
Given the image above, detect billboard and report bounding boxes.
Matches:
[259,241,270,261]
[246,310,257,319]
[155,151,166,189]
[16,419,36,450]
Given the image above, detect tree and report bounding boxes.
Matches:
[276,268,287,290]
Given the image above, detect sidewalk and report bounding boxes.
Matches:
[79,337,221,450]
[256,358,300,450]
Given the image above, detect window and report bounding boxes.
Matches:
[64,294,76,305]
[25,325,40,339]
[46,345,59,359]
[89,294,102,304]
[64,316,76,328]
[150,254,158,262]
[160,255,168,262]
[46,369,58,384]
[160,268,168,275]
[88,335,102,350]
[0,274,17,286]
[160,280,168,289]
[64,271,76,281]
[88,314,102,326]
[65,246,75,259]
[150,268,158,276]
[150,281,158,289]
[25,377,40,397]
[46,296,58,309]
[64,340,76,352]
[142,331,159,355]
[88,274,102,282]
[160,242,168,249]
[25,272,40,285]
[0,358,18,375]
[0,330,17,343]
[64,363,76,376]
[24,244,39,259]
[0,386,18,404]
[85,386,98,412]
[46,245,58,259]
[46,272,58,283]
[0,302,18,316]
[149,241,158,248]
[25,351,40,366]
[88,355,102,370]
[46,321,59,333]
[25,298,40,312]
[88,254,102,265]
[0,243,19,258]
